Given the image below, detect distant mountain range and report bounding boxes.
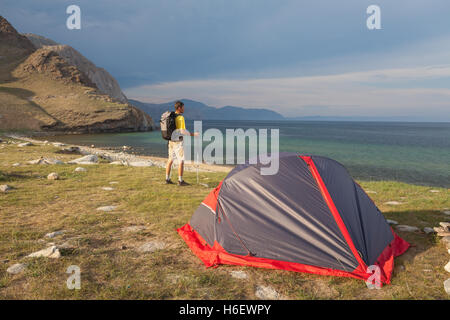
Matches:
[129,99,431,123]
[128,99,285,122]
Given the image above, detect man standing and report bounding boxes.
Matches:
[165,101,199,186]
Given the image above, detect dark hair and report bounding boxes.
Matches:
[174,101,184,110]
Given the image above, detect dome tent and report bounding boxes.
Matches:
[177,153,409,285]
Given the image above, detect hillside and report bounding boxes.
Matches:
[0,16,153,133]
[24,33,128,103]
[129,99,285,123]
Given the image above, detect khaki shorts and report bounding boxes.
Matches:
[168,141,185,162]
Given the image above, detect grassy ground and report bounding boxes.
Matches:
[0,136,449,299]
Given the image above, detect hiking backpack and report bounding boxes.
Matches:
[160,111,178,141]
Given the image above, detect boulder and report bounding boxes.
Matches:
[74,167,87,172]
[444,261,450,273]
[386,219,398,225]
[423,227,435,234]
[52,142,66,147]
[137,241,167,253]
[443,211,450,216]
[12,163,20,167]
[230,270,249,280]
[47,172,59,180]
[28,158,64,165]
[27,245,61,258]
[439,222,450,230]
[68,154,98,165]
[101,187,114,191]
[6,263,27,275]
[0,184,12,192]
[441,236,450,249]
[384,201,403,206]
[96,205,117,212]
[18,142,32,147]
[444,279,450,295]
[396,225,419,232]
[128,161,154,167]
[255,285,283,300]
[44,230,65,238]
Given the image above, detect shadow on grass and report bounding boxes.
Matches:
[0,170,41,183]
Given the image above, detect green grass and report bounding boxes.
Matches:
[0,136,449,299]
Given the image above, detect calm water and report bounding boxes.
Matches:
[41,121,450,187]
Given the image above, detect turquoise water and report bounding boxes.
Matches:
[42,121,450,187]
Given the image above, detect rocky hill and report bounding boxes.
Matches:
[24,33,128,103]
[0,16,153,133]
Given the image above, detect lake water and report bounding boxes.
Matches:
[41,121,450,188]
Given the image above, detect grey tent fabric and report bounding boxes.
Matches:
[311,156,393,265]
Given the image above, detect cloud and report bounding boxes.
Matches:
[125,65,450,120]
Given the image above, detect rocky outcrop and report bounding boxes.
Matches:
[17,47,96,87]
[24,34,128,103]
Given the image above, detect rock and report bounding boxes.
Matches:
[366,190,377,194]
[61,146,80,153]
[429,190,440,193]
[28,158,64,165]
[396,225,419,232]
[18,142,32,147]
[96,205,117,212]
[445,261,450,273]
[444,279,450,295]
[230,270,249,280]
[68,155,98,165]
[434,227,445,233]
[109,161,124,165]
[47,172,59,180]
[74,167,87,172]
[52,142,66,147]
[12,163,20,167]
[386,219,398,225]
[6,263,27,275]
[0,184,12,192]
[443,211,450,216]
[101,187,114,191]
[128,161,154,167]
[137,241,167,253]
[439,222,450,230]
[27,245,61,258]
[441,236,450,249]
[384,201,403,206]
[122,225,145,233]
[423,227,435,234]
[44,230,65,238]
[255,285,282,300]
[109,181,119,185]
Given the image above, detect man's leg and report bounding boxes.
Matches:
[166,159,173,181]
[178,160,184,182]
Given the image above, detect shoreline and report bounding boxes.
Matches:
[2,133,232,173]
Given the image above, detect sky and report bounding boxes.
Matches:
[1,0,450,120]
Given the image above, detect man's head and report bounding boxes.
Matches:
[174,101,184,114]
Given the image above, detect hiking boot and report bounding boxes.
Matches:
[165,179,174,184]
[178,180,190,186]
